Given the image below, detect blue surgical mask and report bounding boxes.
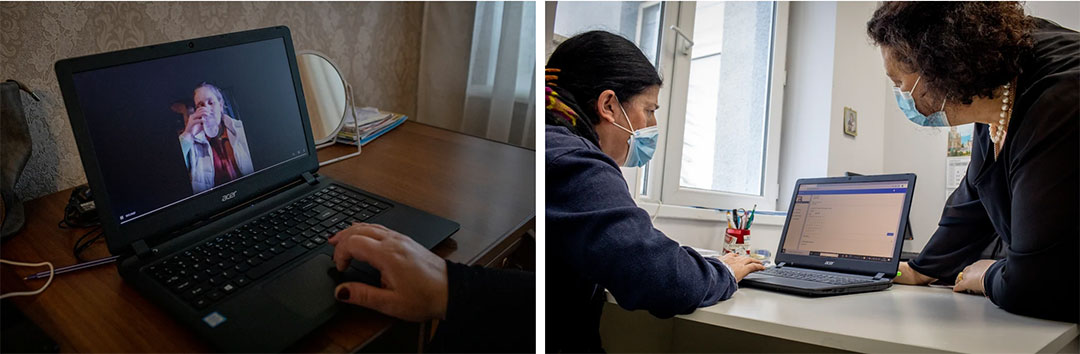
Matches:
[893,76,949,127]
[612,98,658,168]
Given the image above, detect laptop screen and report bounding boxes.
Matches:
[779,180,909,262]
[70,38,310,225]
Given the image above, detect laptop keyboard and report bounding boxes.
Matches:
[759,268,872,286]
[145,185,392,310]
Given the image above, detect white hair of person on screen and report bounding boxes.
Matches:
[178,83,254,194]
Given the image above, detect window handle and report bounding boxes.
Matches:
[669,25,694,56]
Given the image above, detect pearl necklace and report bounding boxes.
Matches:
[989,81,1015,146]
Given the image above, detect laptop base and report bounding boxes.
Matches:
[118,175,458,352]
[740,273,892,297]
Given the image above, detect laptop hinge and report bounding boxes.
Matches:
[776,262,786,269]
[873,272,886,280]
[301,172,318,185]
[133,240,154,260]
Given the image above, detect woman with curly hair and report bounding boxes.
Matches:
[867,2,1077,322]
[545,31,764,352]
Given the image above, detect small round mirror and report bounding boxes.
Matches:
[297,51,348,146]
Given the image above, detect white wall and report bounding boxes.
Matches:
[776,1,836,211]
[552,2,623,37]
[825,2,886,178]
[1026,1,1080,31]
[776,0,890,205]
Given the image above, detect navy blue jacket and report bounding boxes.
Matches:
[909,19,1078,323]
[546,125,738,352]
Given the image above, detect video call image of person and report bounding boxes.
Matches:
[176,82,254,194]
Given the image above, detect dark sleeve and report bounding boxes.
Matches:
[547,146,737,319]
[908,131,998,282]
[428,261,535,353]
[983,79,1079,323]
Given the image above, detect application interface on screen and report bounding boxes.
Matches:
[70,38,309,224]
[780,181,908,262]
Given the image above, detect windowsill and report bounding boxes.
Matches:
[636,201,787,226]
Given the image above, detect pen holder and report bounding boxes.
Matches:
[723,228,751,256]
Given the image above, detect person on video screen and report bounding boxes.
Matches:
[178,82,254,194]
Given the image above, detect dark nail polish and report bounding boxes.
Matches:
[336,287,350,301]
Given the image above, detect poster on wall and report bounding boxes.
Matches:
[945,124,974,197]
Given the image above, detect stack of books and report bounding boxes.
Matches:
[336,107,408,146]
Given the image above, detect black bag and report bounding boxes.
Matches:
[1,79,39,240]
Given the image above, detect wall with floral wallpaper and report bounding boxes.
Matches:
[0,1,423,200]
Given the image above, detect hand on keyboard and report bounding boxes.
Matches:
[720,253,766,282]
[329,223,449,322]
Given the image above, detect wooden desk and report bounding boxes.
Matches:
[0,121,535,352]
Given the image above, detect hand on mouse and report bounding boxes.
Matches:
[720,253,766,282]
[328,223,448,322]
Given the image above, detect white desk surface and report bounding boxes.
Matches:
[611,284,1078,353]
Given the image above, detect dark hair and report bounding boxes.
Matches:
[867,1,1035,104]
[546,31,662,144]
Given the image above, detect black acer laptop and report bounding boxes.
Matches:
[54,26,459,351]
[740,174,916,296]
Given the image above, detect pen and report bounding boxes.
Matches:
[726,211,733,229]
[24,255,119,280]
[747,204,757,228]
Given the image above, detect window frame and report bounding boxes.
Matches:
[623,1,678,202]
[635,1,663,56]
[646,1,789,210]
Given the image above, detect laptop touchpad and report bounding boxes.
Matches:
[264,254,338,318]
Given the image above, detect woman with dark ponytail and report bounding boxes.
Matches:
[546,31,765,352]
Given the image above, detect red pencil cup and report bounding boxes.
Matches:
[723,228,751,256]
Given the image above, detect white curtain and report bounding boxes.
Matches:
[415,1,535,148]
[461,2,536,148]
[416,2,474,136]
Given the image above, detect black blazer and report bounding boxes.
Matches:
[909,18,1079,323]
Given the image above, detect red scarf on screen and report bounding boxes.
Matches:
[208,120,241,185]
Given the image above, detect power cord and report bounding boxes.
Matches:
[58,185,98,229]
[72,226,104,262]
[57,204,99,229]
[0,187,99,299]
[651,200,664,223]
[0,259,54,299]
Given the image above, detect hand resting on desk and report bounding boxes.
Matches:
[894,261,936,285]
[953,259,996,295]
[894,260,996,296]
[329,223,449,322]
